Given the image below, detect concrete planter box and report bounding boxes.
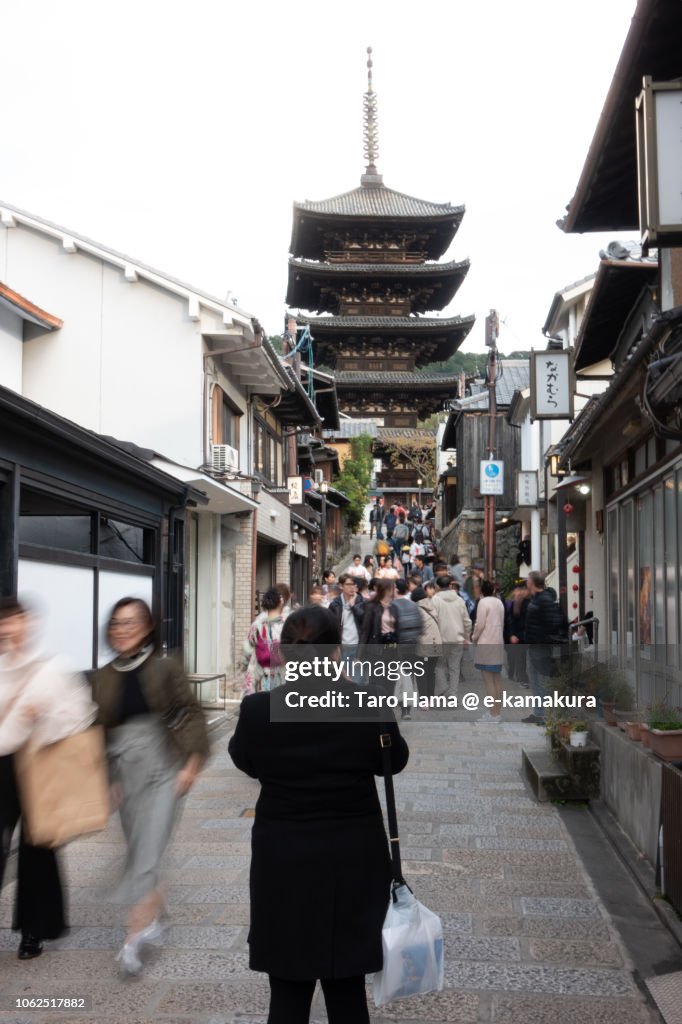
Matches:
[649,728,682,763]
[591,720,662,865]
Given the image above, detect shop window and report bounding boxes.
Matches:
[19,490,92,554]
[99,517,152,563]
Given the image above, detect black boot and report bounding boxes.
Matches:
[18,933,43,960]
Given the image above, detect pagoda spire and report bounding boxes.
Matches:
[361,46,383,187]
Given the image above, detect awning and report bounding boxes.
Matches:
[150,458,257,514]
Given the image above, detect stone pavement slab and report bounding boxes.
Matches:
[0,719,665,1023]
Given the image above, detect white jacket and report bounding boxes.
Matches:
[432,590,472,643]
[0,654,97,755]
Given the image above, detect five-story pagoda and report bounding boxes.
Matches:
[286,49,474,501]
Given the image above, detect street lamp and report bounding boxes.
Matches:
[417,477,422,509]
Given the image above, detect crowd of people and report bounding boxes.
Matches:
[0,500,569,1024]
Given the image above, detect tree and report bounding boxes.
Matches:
[380,436,437,490]
[334,435,374,533]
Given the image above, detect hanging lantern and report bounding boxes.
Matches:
[572,602,578,610]
[572,584,579,592]
[572,564,581,574]
[563,502,574,515]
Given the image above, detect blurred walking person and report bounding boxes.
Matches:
[92,598,209,974]
[0,597,97,960]
[241,588,287,694]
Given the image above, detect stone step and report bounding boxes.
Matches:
[522,746,600,803]
[522,747,573,802]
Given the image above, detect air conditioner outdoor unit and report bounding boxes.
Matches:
[211,444,238,473]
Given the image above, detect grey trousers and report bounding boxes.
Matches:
[107,716,182,905]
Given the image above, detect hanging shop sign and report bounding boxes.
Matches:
[530,349,574,420]
[636,78,682,251]
[480,459,504,496]
[515,470,539,507]
[288,476,303,504]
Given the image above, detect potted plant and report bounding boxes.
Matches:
[647,703,682,762]
[570,721,589,748]
[640,722,651,749]
[586,665,633,726]
[626,720,642,741]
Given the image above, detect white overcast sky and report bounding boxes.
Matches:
[2,0,636,354]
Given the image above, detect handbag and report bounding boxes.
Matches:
[255,622,281,668]
[16,725,110,848]
[373,731,444,1007]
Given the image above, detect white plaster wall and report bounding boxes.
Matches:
[256,490,290,546]
[3,222,203,466]
[195,513,221,674]
[0,304,23,392]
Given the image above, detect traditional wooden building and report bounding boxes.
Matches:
[286,50,473,495]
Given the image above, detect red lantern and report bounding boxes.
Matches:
[572,565,581,574]
[572,584,579,592]
[572,602,578,609]
[563,502,574,514]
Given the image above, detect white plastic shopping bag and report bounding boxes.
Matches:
[373,883,444,1006]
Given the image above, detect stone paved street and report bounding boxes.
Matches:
[0,703,666,1024]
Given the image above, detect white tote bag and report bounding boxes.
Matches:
[373,883,444,1006]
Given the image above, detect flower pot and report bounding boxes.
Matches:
[640,723,651,749]
[626,721,641,741]
[649,728,682,762]
[614,710,630,732]
[600,700,617,726]
[570,731,589,748]
[557,722,572,741]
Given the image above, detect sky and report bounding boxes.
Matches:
[1,0,637,355]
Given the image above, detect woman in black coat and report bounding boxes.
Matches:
[228,606,409,1024]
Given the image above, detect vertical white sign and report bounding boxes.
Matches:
[531,350,573,419]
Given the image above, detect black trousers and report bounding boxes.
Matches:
[506,642,528,683]
[267,975,369,1024]
[0,755,66,939]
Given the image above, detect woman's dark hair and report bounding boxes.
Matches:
[261,588,283,612]
[107,597,157,648]
[280,606,341,666]
[281,606,341,647]
[0,597,27,620]
[273,582,291,606]
[481,580,495,597]
[363,555,374,568]
[374,579,395,603]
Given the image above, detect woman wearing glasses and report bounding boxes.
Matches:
[91,597,209,975]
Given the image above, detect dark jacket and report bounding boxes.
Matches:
[328,593,365,633]
[92,655,210,758]
[360,599,394,646]
[525,589,567,646]
[228,686,409,979]
[504,596,529,643]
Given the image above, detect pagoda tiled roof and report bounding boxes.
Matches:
[288,258,469,277]
[335,371,460,387]
[294,184,462,220]
[296,314,474,334]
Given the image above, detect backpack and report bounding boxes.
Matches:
[413,524,425,543]
[394,598,422,645]
[255,623,281,668]
[375,538,391,557]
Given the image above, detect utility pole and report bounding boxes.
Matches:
[484,310,499,581]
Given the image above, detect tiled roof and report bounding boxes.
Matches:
[336,371,460,387]
[0,281,63,330]
[294,185,462,220]
[324,420,379,439]
[377,427,436,442]
[289,258,469,277]
[451,362,530,410]
[296,314,475,333]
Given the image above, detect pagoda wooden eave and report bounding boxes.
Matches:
[286,257,470,313]
[292,313,475,368]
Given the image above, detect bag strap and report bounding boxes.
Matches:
[380,731,406,888]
